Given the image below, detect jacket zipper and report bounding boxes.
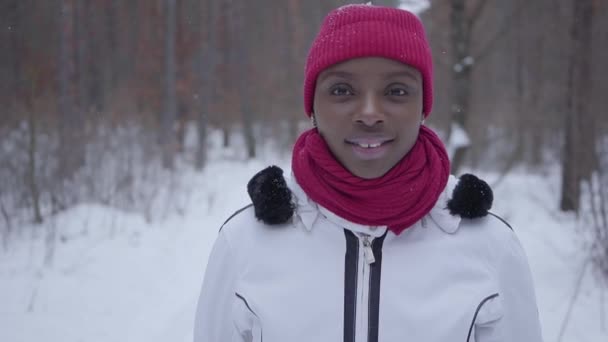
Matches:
[362,235,375,264]
[344,230,386,342]
[357,234,374,342]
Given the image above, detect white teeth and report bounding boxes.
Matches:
[357,142,382,148]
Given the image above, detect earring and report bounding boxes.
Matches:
[421,118,426,125]
[311,114,317,127]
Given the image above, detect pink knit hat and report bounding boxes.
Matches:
[304,4,433,116]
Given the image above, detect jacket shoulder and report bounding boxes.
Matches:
[218,202,294,244]
[458,212,516,237]
[459,212,526,265]
[487,212,513,231]
[219,204,254,232]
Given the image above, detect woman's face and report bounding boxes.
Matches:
[313,57,424,179]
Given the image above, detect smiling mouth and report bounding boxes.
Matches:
[346,139,393,149]
[353,142,383,148]
[345,138,394,160]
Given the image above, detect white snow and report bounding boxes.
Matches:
[453,63,465,73]
[1,133,607,342]
[447,122,471,158]
[399,0,430,15]
[463,56,475,66]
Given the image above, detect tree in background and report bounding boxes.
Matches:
[57,0,84,181]
[162,0,178,169]
[0,0,606,234]
[560,0,597,213]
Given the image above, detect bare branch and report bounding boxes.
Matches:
[472,0,535,64]
[468,0,489,31]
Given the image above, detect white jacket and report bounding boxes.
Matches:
[194,176,544,342]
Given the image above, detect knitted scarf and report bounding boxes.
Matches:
[291,126,450,235]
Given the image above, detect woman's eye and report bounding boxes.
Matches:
[387,88,408,96]
[330,86,353,96]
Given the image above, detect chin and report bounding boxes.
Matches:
[350,166,391,180]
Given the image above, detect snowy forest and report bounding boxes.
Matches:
[1,0,608,341]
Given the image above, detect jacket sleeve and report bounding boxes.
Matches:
[193,231,243,342]
[475,230,544,342]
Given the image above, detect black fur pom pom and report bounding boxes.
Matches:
[247,166,294,225]
[447,174,493,219]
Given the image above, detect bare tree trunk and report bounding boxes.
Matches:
[195,0,216,170]
[574,0,596,184]
[162,0,177,169]
[561,107,579,212]
[512,0,525,166]
[5,0,20,109]
[286,0,304,146]
[526,6,546,168]
[125,1,138,79]
[239,91,256,159]
[58,0,84,181]
[86,1,104,113]
[222,127,231,148]
[446,0,532,173]
[76,0,88,116]
[27,111,43,224]
[195,106,208,169]
[104,0,119,90]
[448,0,473,174]
[560,0,595,212]
[232,0,256,159]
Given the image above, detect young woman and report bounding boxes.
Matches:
[194,4,544,342]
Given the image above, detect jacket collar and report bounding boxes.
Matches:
[288,174,461,236]
[428,175,462,234]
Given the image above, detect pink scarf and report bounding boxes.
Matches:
[291,126,450,235]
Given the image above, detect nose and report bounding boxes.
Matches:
[356,92,384,127]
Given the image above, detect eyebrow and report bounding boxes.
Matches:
[381,71,420,82]
[318,71,354,83]
[318,70,420,83]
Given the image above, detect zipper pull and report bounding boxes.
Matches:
[362,235,375,264]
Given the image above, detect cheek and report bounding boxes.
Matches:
[409,117,422,133]
[316,120,340,147]
[399,116,422,142]
[314,106,350,131]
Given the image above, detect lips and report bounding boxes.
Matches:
[345,137,394,160]
[353,142,383,148]
[345,137,393,148]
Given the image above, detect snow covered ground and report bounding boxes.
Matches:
[1,143,606,342]
[3,1,604,341]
